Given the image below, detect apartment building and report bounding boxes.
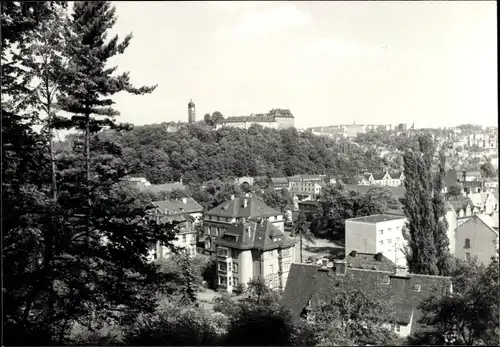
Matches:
[357,171,405,187]
[146,197,203,261]
[214,219,295,292]
[345,214,408,267]
[202,194,284,256]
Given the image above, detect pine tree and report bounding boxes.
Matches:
[58,1,156,192]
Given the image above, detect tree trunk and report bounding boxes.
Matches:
[300,233,303,263]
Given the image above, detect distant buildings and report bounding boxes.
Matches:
[357,170,405,187]
[188,99,196,123]
[146,197,203,261]
[345,214,408,267]
[215,108,295,130]
[123,176,187,193]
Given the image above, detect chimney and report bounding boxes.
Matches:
[182,197,187,204]
[334,260,347,275]
[243,198,248,208]
[349,250,357,257]
[374,252,383,262]
[395,265,408,277]
[230,194,235,200]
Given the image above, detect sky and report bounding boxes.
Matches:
[105,1,497,129]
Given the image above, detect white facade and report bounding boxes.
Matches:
[345,215,408,267]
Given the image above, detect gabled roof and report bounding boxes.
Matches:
[456,214,499,236]
[149,197,203,215]
[468,193,491,207]
[449,198,472,212]
[206,196,281,218]
[215,220,295,251]
[372,172,387,180]
[268,108,294,118]
[282,263,452,334]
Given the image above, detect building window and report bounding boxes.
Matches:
[379,230,384,235]
[282,248,291,257]
[233,276,239,286]
[217,247,228,257]
[274,216,277,221]
[387,238,392,244]
[269,264,274,274]
[232,263,238,273]
[228,277,233,286]
[465,238,471,248]
[218,276,226,285]
[413,284,421,292]
[388,228,392,233]
[381,275,390,284]
[465,253,471,261]
[394,325,401,333]
[182,234,187,243]
[218,262,228,271]
[379,240,384,246]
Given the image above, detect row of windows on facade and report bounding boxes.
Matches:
[217,268,282,288]
[207,215,280,222]
[216,247,292,258]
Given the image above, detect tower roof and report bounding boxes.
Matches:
[188,99,195,107]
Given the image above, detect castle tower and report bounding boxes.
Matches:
[188,99,196,123]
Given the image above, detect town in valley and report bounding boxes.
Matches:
[2,1,498,346]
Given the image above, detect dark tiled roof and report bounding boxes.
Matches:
[372,172,387,180]
[347,214,406,224]
[215,220,295,251]
[137,182,186,193]
[224,115,277,123]
[287,175,303,182]
[150,198,203,215]
[206,196,281,218]
[269,108,294,118]
[271,177,289,184]
[344,252,397,272]
[448,198,472,212]
[282,263,452,334]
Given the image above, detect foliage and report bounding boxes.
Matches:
[254,187,293,216]
[308,278,397,346]
[480,162,496,178]
[316,184,401,240]
[80,123,390,185]
[402,134,452,276]
[408,257,500,345]
[204,111,224,126]
[447,183,463,199]
[293,212,316,263]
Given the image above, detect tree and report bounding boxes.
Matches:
[447,183,463,199]
[308,279,397,346]
[408,257,500,346]
[402,134,449,276]
[480,162,495,178]
[293,212,316,263]
[58,1,156,190]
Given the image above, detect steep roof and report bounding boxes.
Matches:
[449,198,472,212]
[150,197,203,215]
[282,263,452,334]
[468,192,490,207]
[206,196,281,218]
[215,220,295,251]
[456,214,499,236]
[269,108,294,118]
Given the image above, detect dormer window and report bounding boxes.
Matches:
[382,275,390,284]
[413,284,421,292]
[465,238,471,248]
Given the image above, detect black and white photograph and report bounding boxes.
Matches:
[2,1,498,346]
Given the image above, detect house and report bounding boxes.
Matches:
[357,171,404,187]
[202,194,284,256]
[454,215,499,265]
[289,180,323,198]
[146,197,203,261]
[449,198,480,227]
[345,214,408,267]
[216,109,295,130]
[457,170,482,182]
[297,200,321,219]
[271,177,289,190]
[467,192,499,215]
[214,219,295,293]
[483,177,499,191]
[282,262,453,338]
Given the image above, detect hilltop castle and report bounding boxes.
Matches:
[215,108,295,130]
